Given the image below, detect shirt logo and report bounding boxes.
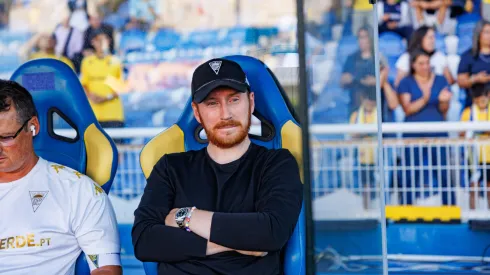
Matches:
[209,61,222,75]
[93,182,104,196]
[29,191,48,212]
[88,254,99,268]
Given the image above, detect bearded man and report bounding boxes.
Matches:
[131,58,303,275]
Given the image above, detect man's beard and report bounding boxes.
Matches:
[200,109,251,149]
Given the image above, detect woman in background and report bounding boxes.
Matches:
[397,50,454,206]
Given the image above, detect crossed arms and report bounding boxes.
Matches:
[131,150,303,262]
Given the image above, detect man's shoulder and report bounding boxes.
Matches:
[251,143,296,163]
[45,160,105,197]
[156,149,205,168]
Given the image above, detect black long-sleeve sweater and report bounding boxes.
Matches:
[131,142,303,275]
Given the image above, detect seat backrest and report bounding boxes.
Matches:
[10,58,119,275]
[140,55,305,274]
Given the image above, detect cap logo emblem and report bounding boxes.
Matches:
[209,61,222,75]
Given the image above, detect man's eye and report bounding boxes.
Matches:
[0,136,14,142]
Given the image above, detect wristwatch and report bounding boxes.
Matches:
[175,207,192,229]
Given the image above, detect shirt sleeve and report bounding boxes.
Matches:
[396,53,409,73]
[131,156,208,262]
[397,76,411,95]
[439,75,450,90]
[458,51,472,74]
[80,59,89,87]
[350,111,358,124]
[209,149,303,252]
[70,176,121,268]
[342,53,356,75]
[461,107,471,121]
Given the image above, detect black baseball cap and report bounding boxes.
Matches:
[191,58,250,103]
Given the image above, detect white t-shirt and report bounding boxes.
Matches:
[395,51,448,76]
[0,158,120,274]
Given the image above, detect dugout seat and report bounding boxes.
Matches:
[139,55,306,275]
[9,58,119,275]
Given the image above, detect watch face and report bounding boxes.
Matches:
[175,208,188,221]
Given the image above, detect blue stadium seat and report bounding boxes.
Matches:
[0,55,21,73]
[182,29,220,48]
[139,55,305,275]
[9,59,118,275]
[124,110,155,128]
[222,27,259,46]
[104,13,127,30]
[119,29,147,54]
[458,34,473,55]
[152,29,181,51]
[336,35,359,66]
[435,32,446,54]
[256,26,279,37]
[379,32,406,81]
[311,86,350,125]
[456,13,480,37]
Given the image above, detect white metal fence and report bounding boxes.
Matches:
[311,137,490,212]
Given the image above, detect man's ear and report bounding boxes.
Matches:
[191,102,201,124]
[249,91,255,114]
[30,116,40,136]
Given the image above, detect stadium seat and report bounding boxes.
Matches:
[378,32,406,81]
[152,29,181,51]
[336,35,358,66]
[435,32,446,54]
[9,59,119,275]
[456,13,480,37]
[119,29,147,54]
[445,35,459,55]
[139,55,305,275]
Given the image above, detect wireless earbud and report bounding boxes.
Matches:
[30,125,36,136]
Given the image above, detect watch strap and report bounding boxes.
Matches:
[184,207,196,232]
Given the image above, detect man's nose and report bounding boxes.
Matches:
[220,104,232,120]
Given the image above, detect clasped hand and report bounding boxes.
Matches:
[165,208,267,257]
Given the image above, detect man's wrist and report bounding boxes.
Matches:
[175,206,196,230]
[184,206,196,232]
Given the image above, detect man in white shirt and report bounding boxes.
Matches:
[0,79,121,275]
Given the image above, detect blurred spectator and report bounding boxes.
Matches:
[457,20,490,107]
[343,0,373,35]
[92,0,126,17]
[83,13,115,54]
[0,0,11,28]
[22,33,75,70]
[397,50,453,205]
[410,0,450,32]
[483,0,490,21]
[377,0,413,40]
[128,0,159,30]
[349,88,377,209]
[54,14,84,62]
[380,62,400,122]
[460,83,490,209]
[341,26,386,113]
[80,30,125,138]
[450,0,473,17]
[68,0,89,32]
[394,26,454,87]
